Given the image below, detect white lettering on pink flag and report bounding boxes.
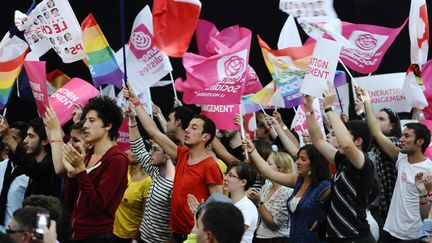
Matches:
[201,104,240,130]
[24,61,50,116]
[181,49,248,105]
[339,20,407,74]
[116,119,131,152]
[50,78,99,125]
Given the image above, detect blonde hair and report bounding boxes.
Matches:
[271,151,294,174]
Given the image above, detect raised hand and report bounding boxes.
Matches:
[323,81,337,108]
[272,111,284,127]
[71,104,83,124]
[122,84,139,104]
[43,106,61,131]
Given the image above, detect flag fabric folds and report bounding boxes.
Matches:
[402,64,428,109]
[0,34,28,109]
[152,0,201,57]
[409,0,429,65]
[81,14,123,89]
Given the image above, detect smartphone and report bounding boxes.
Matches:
[34,212,50,239]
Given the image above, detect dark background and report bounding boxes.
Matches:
[1,0,430,123]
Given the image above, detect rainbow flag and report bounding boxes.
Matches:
[0,34,28,109]
[81,14,123,89]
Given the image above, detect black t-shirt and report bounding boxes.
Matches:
[326,151,374,239]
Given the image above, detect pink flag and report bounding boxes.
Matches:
[409,0,429,65]
[152,0,201,57]
[175,25,252,95]
[50,78,99,125]
[421,60,432,119]
[195,20,261,95]
[116,119,131,152]
[24,61,50,116]
[201,104,240,130]
[338,20,407,74]
[178,49,249,105]
[306,20,408,74]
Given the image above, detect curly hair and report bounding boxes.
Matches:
[82,96,123,141]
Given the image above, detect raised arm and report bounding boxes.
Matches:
[273,110,300,148]
[303,95,337,164]
[266,116,300,158]
[359,87,399,161]
[242,138,298,187]
[44,106,67,175]
[153,103,167,133]
[323,84,364,170]
[124,84,178,160]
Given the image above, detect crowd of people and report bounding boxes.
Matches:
[0,82,432,243]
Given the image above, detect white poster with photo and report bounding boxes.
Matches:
[300,38,341,97]
[15,0,85,63]
[356,73,412,113]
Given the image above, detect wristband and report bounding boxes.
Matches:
[50,138,63,143]
[133,100,141,107]
[248,146,256,154]
[324,106,335,113]
[282,125,288,131]
[128,123,138,128]
[419,194,428,199]
[256,201,264,208]
[305,110,314,116]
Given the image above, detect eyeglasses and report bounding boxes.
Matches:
[225,172,240,179]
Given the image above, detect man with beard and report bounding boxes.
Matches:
[359,87,432,241]
[0,118,61,198]
[2,117,61,198]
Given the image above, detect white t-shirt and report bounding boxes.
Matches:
[235,196,258,243]
[384,153,432,240]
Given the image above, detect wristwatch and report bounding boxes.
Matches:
[324,105,335,113]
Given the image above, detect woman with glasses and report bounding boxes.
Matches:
[244,139,331,242]
[224,162,258,243]
[248,151,294,243]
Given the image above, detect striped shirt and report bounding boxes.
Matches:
[131,138,174,243]
[326,151,374,239]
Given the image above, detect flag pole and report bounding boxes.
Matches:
[120,0,128,86]
[239,103,248,160]
[169,71,178,100]
[338,58,363,102]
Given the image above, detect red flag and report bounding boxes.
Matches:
[152,0,201,57]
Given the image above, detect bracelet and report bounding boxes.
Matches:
[128,123,137,128]
[282,125,288,131]
[324,106,335,113]
[305,110,314,116]
[248,146,256,154]
[419,194,428,199]
[133,100,141,107]
[50,138,63,143]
